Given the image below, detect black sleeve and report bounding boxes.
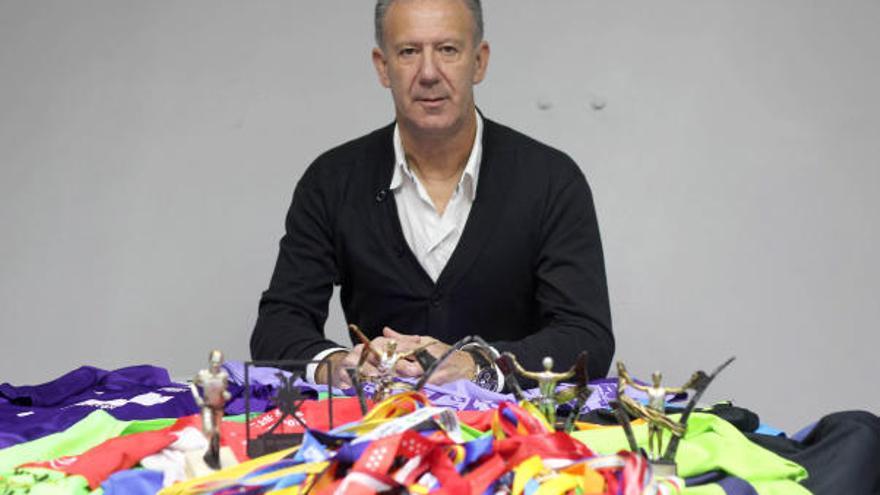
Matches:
[250,165,344,362]
[491,163,614,379]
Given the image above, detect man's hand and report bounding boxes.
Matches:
[363,327,432,377]
[314,327,428,386]
[417,338,477,385]
[379,328,477,385]
[315,345,378,388]
[319,327,480,387]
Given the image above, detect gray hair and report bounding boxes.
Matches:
[374,0,484,48]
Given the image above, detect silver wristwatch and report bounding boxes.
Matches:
[464,348,499,391]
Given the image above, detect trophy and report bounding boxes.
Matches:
[187,350,237,476]
[613,357,735,477]
[242,358,338,459]
[348,324,434,402]
[503,352,590,429]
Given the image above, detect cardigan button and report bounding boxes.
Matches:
[430,293,442,307]
[375,189,387,202]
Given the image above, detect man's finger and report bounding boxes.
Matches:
[326,348,364,389]
[371,336,422,355]
[331,371,353,389]
[382,327,420,341]
[427,367,456,385]
[349,341,380,366]
[340,347,362,368]
[395,359,423,377]
[363,337,389,365]
[425,340,450,356]
[358,362,380,376]
[426,351,475,385]
[382,326,402,337]
[336,349,380,385]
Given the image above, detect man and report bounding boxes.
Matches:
[250,0,613,392]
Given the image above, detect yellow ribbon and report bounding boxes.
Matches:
[512,455,545,495]
[337,391,430,435]
[265,488,302,495]
[535,472,581,495]
[510,455,607,495]
[159,446,298,495]
[520,400,554,432]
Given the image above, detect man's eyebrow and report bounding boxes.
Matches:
[391,40,421,49]
[430,38,463,46]
[393,38,463,48]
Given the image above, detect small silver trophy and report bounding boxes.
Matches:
[188,350,236,475]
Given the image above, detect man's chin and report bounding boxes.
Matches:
[402,114,461,136]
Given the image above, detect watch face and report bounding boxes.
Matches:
[475,367,498,390]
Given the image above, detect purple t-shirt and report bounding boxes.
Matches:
[221,360,685,415]
[0,365,198,449]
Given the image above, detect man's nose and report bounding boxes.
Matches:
[417,49,440,85]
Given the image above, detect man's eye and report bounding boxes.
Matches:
[440,46,458,55]
[400,48,417,57]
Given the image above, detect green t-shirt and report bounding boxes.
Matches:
[0,410,175,472]
[0,467,97,495]
[572,412,810,495]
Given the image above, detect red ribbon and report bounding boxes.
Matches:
[496,431,594,467]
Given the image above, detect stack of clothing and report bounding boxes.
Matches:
[1,364,877,494]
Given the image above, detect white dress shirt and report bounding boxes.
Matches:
[307,111,502,391]
[389,111,482,282]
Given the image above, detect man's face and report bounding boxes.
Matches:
[373,0,489,137]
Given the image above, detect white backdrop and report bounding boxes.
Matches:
[1,0,878,431]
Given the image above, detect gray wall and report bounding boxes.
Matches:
[1,1,877,431]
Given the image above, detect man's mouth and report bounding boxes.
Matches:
[416,97,447,110]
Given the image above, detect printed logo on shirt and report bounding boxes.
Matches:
[47,456,79,468]
[249,408,309,434]
[68,392,175,410]
[160,386,190,393]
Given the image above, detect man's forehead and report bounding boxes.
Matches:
[383,0,475,42]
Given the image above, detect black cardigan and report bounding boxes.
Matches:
[251,117,614,378]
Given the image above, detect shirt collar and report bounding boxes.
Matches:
[389,109,483,201]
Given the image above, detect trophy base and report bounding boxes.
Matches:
[184,446,237,478]
[247,432,304,459]
[650,459,678,478]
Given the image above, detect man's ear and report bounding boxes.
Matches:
[372,47,391,88]
[472,40,490,85]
